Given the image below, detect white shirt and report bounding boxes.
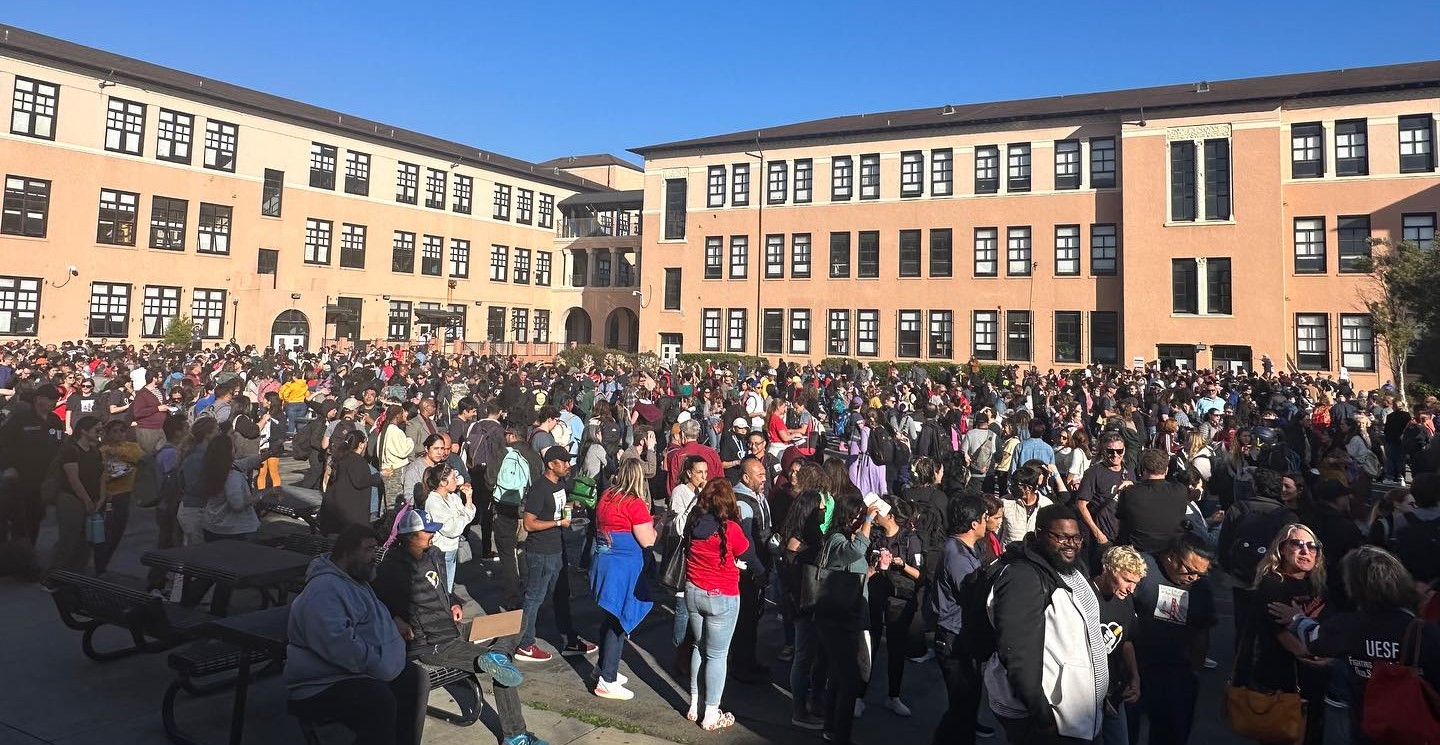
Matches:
[424,490,476,553]
[130,366,147,390]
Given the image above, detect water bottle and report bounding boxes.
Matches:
[86,513,106,544]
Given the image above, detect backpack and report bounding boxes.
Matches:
[464,420,503,470]
[1219,499,1297,585]
[908,497,949,572]
[1362,618,1440,745]
[292,418,325,461]
[919,420,953,463]
[552,420,573,449]
[966,431,995,474]
[961,553,1054,663]
[492,447,531,506]
[868,425,895,466]
[131,453,162,508]
[1167,451,1204,487]
[1394,514,1440,583]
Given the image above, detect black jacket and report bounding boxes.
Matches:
[317,454,383,534]
[372,545,461,655]
[989,537,1063,728]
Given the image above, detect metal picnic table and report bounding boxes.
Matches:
[142,541,313,616]
[166,605,290,745]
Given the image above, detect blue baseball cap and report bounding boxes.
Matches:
[395,508,443,535]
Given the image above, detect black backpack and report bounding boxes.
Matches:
[907,497,948,573]
[868,425,895,466]
[921,420,954,463]
[292,418,325,461]
[959,553,1054,663]
[1394,514,1440,583]
[1219,500,1297,585]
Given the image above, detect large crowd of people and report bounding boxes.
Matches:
[2,338,1440,745]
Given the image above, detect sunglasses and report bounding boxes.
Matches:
[1283,539,1319,553]
[1105,448,1125,455]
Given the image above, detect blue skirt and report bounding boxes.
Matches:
[589,530,653,634]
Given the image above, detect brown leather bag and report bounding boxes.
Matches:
[1225,619,1306,745]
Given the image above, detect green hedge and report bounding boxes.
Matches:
[1408,381,1438,401]
[554,344,643,370]
[674,353,772,370]
[819,357,1004,383]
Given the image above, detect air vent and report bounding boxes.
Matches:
[1195,81,1211,93]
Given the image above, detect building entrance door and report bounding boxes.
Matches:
[1211,345,1253,374]
[1157,344,1197,371]
[271,310,310,352]
[659,333,683,363]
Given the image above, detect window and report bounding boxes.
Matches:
[1054,311,1082,363]
[1169,141,1197,221]
[1338,216,1371,273]
[895,310,922,358]
[898,229,922,277]
[257,249,278,276]
[261,169,283,217]
[859,154,880,199]
[0,276,40,335]
[790,309,811,354]
[511,309,528,342]
[1055,140,1081,189]
[1291,122,1324,178]
[11,77,57,139]
[664,268,682,310]
[929,228,953,278]
[1335,119,1368,176]
[762,309,783,355]
[828,310,850,355]
[1403,213,1436,247]
[516,188,533,224]
[664,178,687,239]
[704,236,723,279]
[389,300,412,341]
[420,235,442,276]
[858,231,880,278]
[141,285,180,337]
[396,163,418,204]
[330,296,362,340]
[928,310,953,359]
[1399,115,1436,173]
[1091,224,1118,275]
[335,223,365,268]
[104,98,145,155]
[1208,258,1233,315]
[594,250,612,286]
[1006,227,1032,276]
[932,149,953,196]
[96,188,138,245]
[440,304,466,342]
[729,236,748,279]
[203,120,237,171]
[857,309,879,357]
[1007,143,1031,192]
[727,309,747,352]
[533,309,550,343]
[535,251,552,286]
[87,282,130,337]
[344,151,370,195]
[197,203,232,255]
[1172,259,1198,314]
[765,235,785,278]
[1090,137,1116,188]
[794,159,813,203]
[1006,311,1032,361]
[452,175,472,214]
[972,311,998,360]
[191,288,226,339]
[392,231,415,273]
[1296,314,1329,370]
[708,166,726,207]
[731,164,750,206]
[974,228,998,277]
[701,309,721,351]
[156,109,192,163]
[424,169,446,210]
[2,176,50,238]
[1294,218,1326,274]
[791,233,812,278]
[1055,225,1080,276]
[571,250,588,287]
[489,245,508,281]
[148,196,186,250]
[309,143,337,189]
[538,193,554,228]
[1341,314,1375,371]
[1204,139,1231,220]
[1090,311,1119,364]
[831,156,853,201]
[486,307,506,342]
[304,218,332,265]
[767,161,787,204]
[901,151,924,196]
[510,247,527,283]
[492,183,511,220]
[817,233,848,280]
[975,146,1000,193]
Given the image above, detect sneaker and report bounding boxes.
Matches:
[907,649,935,664]
[476,651,524,687]
[594,678,636,700]
[884,697,911,717]
[777,645,794,662]
[976,723,997,738]
[1324,695,1350,710]
[853,699,865,718]
[595,671,629,686]
[791,712,825,730]
[503,733,550,745]
[514,645,553,663]
[561,639,598,655]
[1203,657,1218,669]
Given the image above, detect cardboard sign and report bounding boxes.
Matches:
[468,610,523,642]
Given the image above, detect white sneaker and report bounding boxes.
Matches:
[885,697,912,717]
[594,678,635,701]
[853,700,866,718]
[595,672,629,686]
[907,649,935,664]
[1204,657,1218,669]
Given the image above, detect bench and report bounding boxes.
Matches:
[256,501,321,534]
[279,532,336,558]
[45,570,214,662]
[161,640,278,744]
[289,662,480,743]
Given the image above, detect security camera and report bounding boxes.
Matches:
[631,290,642,297]
[67,266,79,276]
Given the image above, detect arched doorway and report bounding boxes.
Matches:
[605,308,638,353]
[271,309,310,352]
[564,307,592,346]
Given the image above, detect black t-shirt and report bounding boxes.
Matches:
[65,392,100,421]
[522,474,568,554]
[1116,479,1191,553]
[1076,465,1133,540]
[1244,573,1322,691]
[53,439,103,499]
[1308,609,1440,731]
[868,528,924,600]
[1132,552,1217,669]
[1091,580,1138,697]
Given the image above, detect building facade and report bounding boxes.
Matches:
[633,63,1440,388]
[0,25,639,354]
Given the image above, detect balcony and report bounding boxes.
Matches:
[556,216,642,240]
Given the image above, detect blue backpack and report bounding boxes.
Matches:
[493,448,531,506]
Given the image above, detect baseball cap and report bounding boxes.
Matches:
[542,445,571,464]
[395,508,443,535]
[731,417,750,429]
[342,397,362,412]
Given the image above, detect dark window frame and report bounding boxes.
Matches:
[928,309,953,359]
[196,202,232,255]
[1295,313,1329,370]
[1340,313,1376,372]
[535,251,552,286]
[202,120,238,172]
[791,233,812,278]
[338,223,367,269]
[1293,217,1326,274]
[975,146,999,193]
[1335,119,1369,176]
[1006,227,1032,277]
[932,148,953,196]
[1054,224,1081,276]
[829,232,850,278]
[856,309,879,358]
[2,176,51,238]
[663,178,687,239]
[1172,258,1198,314]
[1090,311,1119,364]
[1090,224,1118,275]
[1207,257,1232,315]
[1006,143,1031,192]
[510,246,529,284]
[765,234,785,279]
[88,281,131,338]
[140,284,181,338]
[859,154,880,200]
[515,188,533,225]
[1169,141,1197,221]
[1006,310,1032,361]
[1203,139,1231,220]
[708,165,726,208]
[1337,215,1371,273]
[929,228,952,278]
[344,150,370,195]
[96,188,139,246]
[1054,310,1082,363]
[104,97,145,156]
[704,236,723,279]
[425,168,447,210]
[794,159,813,203]
[420,235,443,276]
[492,183,511,220]
[831,156,853,201]
[392,231,415,273]
[155,108,192,164]
[1054,139,1081,189]
[261,169,283,217]
[303,218,332,265]
[149,195,187,250]
[453,175,473,214]
[897,309,922,358]
[1291,122,1324,178]
[767,161,787,205]
[974,227,998,277]
[900,151,924,196]
[389,300,413,342]
[396,162,419,204]
[1090,137,1116,188]
[762,309,784,355]
[729,236,749,280]
[309,143,337,190]
[731,164,750,206]
[972,310,998,361]
[663,268,682,310]
[898,229,922,277]
[1399,115,1436,173]
[10,76,58,140]
[857,230,880,278]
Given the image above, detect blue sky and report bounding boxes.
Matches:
[7,1,1439,165]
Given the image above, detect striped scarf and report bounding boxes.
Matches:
[1058,567,1110,722]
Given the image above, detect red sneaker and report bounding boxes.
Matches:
[514,645,553,662]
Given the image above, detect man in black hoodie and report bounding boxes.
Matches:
[1216,468,1297,637]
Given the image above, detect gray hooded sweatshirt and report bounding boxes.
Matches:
[284,555,405,700]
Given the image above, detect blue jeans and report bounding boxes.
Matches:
[597,613,627,684]
[673,592,690,646]
[285,402,308,433]
[1385,443,1406,482]
[685,583,740,708]
[444,549,457,593]
[790,616,822,715]
[1100,701,1129,745]
[518,550,574,649]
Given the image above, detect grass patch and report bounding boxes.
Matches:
[525,699,668,739]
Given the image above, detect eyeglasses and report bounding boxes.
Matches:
[1283,539,1319,553]
[1105,448,1126,455]
[1042,529,1084,546]
[1170,556,1209,578]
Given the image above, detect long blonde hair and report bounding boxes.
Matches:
[608,458,648,504]
[1252,523,1326,596]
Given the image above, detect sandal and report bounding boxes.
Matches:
[702,712,736,731]
[685,708,698,723]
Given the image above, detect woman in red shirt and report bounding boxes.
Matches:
[683,478,760,731]
[766,398,805,457]
[588,460,656,701]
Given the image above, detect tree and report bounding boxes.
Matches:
[1356,236,1440,407]
[162,314,194,348]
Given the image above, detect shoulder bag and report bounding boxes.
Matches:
[798,535,866,619]
[1224,617,1306,744]
[658,521,691,592]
